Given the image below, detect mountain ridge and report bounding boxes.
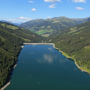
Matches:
[20,16,90,37]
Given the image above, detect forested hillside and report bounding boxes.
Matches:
[0,18,90,88]
[50,21,90,73]
[0,21,43,88]
[20,17,89,37]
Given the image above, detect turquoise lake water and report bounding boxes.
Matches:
[6,45,90,90]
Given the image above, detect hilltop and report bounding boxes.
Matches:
[20,17,89,37]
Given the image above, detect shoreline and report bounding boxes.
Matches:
[75,61,90,74]
[14,64,17,69]
[0,64,17,90]
[50,43,90,74]
[24,42,90,73]
[57,49,90,74]
[0,46,23,90]
[24,43,90,74]
[23,43,54,45]
[0,45,23,90]
[0,82,10,90]
[1,42,89,90]
[0,63,18,90]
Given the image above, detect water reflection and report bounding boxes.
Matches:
[6,45,90,90]
[38,54,54,64]
[43,54,54,63]
[48,47,53,52]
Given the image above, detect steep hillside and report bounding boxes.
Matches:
[20,17,89,37]
[50,21,90,73]
[0,21,43,88]
[0,21,43,42]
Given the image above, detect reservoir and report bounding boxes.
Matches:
[6,45,90,90]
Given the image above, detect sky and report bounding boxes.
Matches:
[0,0,90,23]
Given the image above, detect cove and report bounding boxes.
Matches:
[6,45,90,90]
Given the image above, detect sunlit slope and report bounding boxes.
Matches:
[51,21,90,72]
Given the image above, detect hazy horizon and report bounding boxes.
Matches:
[0,0,90,23]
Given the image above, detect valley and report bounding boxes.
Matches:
[0,16,90,89]
[20,17,90,37]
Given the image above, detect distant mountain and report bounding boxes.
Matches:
[0,21,43,88]
[50,21,90,73]
[20,17,89,37]
[0,20,21,26]
[11,22,23,26]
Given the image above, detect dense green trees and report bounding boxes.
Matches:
[50,21,90,73]
[0,22,43,88]
[0,18,90,88]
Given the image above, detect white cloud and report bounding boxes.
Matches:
[76,7,84,10]
[37,54,54,64]
[18,16,32,21]
[73,0,86,3]
[32,8,37,12]
[47,16,51,19]
[28,0,34,3]
[1,17,32,23]
[44,0,61,3]
[49,4,56,8]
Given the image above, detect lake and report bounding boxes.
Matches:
[6,45,90,90]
